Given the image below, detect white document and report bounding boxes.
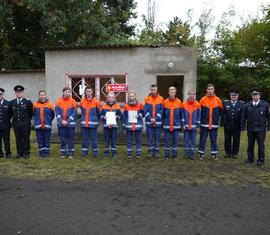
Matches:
[128,111,137,123]
[106,112,117,125]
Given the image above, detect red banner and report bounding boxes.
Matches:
[106,84,128,92]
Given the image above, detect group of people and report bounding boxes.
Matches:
[0,83,269,166]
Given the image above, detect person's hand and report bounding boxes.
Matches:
[183,126,187,131]
[62,120,67,126]
[196,127,200,133]
[151,118,155,124]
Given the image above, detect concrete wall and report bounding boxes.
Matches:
[0,71,45,101]
[45,46,197,103]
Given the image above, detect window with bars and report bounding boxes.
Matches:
[66,74,127,106]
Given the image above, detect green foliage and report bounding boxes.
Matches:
[0,0,137,70]
[196,4,270,101]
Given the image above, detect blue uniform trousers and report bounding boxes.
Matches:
[146,126,162,154]
[82,127,99,156]
[104,127,118,156]
[184,130,197,158]
[126,130,142,157]
[198,127,218,155]
[164,129,180,158]
[35,129,51,157]
[58,127,75,156]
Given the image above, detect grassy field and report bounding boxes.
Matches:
[0,129,270,187]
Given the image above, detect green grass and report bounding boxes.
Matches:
[0,129,270,187]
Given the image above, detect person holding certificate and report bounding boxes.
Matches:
[123,91,144,159]
[100,92,122,158]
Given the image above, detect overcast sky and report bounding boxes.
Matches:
[133,0,269,33]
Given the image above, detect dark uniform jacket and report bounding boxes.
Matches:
[241,100,270,132]
[0,99,12,129]
[221,100,244,130]
[9,98,33,127]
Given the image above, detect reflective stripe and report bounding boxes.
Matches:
[82,148,88,151]
[57,115,61,118]
[44,125,52,128]
[125,125,143,128]
[211,151,218,154]
[111,148,117,150]
[103,124,118,127]
[172,148,178,150]
[198,150,204,154]
[157,113,162,118]
[145,112,150,117]
[35,124,42,128]
[155,121,162,125]
[69,116,74,120]
[69,122,76,125]
[145,122,151,125]
[164,148,170,150]
[211,125,219,128]
[163,126,181,129]
[81,121,98,125]
[201,124,209,128]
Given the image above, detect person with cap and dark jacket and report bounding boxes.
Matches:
[0,88,12,158]
[221,89,244,159]
[241,87,270,167]
[9,85,33,159]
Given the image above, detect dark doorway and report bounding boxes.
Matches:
[157,75,184,100]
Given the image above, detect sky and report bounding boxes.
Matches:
[133,0,269,34]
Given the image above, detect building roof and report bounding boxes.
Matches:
[0,69,45,74]
[46,43,183,51]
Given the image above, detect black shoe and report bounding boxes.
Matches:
[224,154,231,158]
[232,155,238,159]
[16,154,23,159]
[257,161,264,167]
[24,155,30,159]
[147,153,153,159]
[245,159,254,164]
[199,154,204,160]
[6,154,12,159]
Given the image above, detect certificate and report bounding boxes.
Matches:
[106,112,117,125]
[128,111,137,123]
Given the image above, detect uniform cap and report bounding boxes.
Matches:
[14,85,24,92]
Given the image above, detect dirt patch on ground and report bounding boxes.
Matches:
[0,179,270,235]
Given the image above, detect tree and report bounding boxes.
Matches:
[0,0,137,70]
[165,17,195,46]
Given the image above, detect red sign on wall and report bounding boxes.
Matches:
[106,84,128,92]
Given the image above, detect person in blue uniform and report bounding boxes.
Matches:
[241,88,270,167]
[221,89,244,159]
[0,88,12,158]
[9,85,33,159]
